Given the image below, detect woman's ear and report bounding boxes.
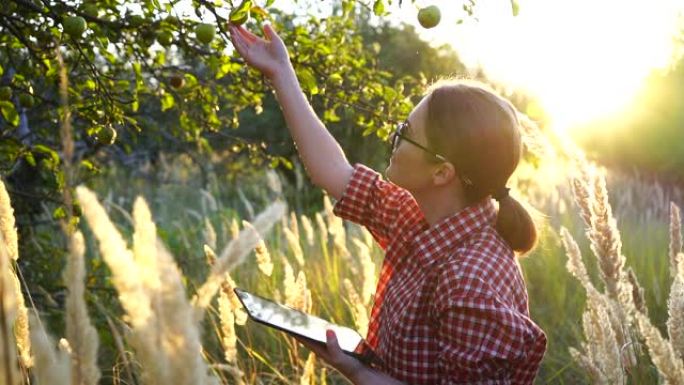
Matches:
[432,161,456,186]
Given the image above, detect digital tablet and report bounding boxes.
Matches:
[233,287,380,366]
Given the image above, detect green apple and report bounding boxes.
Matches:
[96,125,117,145]
[19,94,35,108]
[417,5,441,29]
[128,14,145,28]
[166,16,179,26]
[169,75,185,89]
[195,23,215,44]
[82,4,99,18]
[63,16,87,37]
[156,30,173,47]
[0,86,12,101]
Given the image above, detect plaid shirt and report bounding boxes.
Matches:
[333,164,547,385]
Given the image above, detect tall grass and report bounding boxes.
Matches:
[3,97,684,384]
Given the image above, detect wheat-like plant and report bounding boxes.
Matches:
[246,221,274,277]
[299,351,316,385]
[0,180,18,262]
[27,314,70,385]
[204,218,218,251]
[0,236,20,385]
[64,231,100,385]
[283,226,305,267]
[79,187,223,385]
[566,161,684,384]
[193,201,286,313]
[300,214,315,247]
[218,288,238,363]
[0,180,30,368]
[343,279,369,337]
[670,203,682,278]
[634,310,684,384]
[351,238,376,306]
[667,271,684,360]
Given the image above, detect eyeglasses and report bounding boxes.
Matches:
[390,120,447,162]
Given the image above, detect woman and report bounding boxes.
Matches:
[228,22,547,385]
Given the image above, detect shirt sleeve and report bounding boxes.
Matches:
[332,163,418,250]
[433,281,547,384]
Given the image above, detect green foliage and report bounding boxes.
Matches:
[0,0,467,216]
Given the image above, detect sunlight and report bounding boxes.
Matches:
[388,0,684,136]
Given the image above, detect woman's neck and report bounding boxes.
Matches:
[412,186,468,227]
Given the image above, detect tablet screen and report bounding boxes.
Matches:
[234,288,364,354]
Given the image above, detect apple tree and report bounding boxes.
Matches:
[0,0,458,216]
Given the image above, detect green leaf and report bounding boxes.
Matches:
[511,0,520,16]
[373,0,385,16]
[342,0,354,16]
[32,144,60,164]
[131,94,139,112]
[161,92,175,111]
[323,108,340,122]
[236,0,252,13]
[80,159,96,171]
[265,0,275,7]
[24,152,36,167]
[133,62,143,90]
[0,138,21,166]
[217,61,241,80]
[297,68,318,95]
[0,101,19,127]
[84,79,96,90]
[230,0,252,22]
[53,206,66,220]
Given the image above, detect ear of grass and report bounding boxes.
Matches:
[667,274,684,361]
[670,203,682,278]
[64,231,100,385]
[0,180,30,369]
[634,310,684,383]
[0,238,20,385]
[28,314,70,385]
[76,186,153,328]
[193,201,286,314]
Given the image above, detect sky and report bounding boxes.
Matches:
[383,0,684,135]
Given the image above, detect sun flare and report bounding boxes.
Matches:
[390,0,684,136]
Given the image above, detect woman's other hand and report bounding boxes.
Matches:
[293,330,367,382]
[228,23,291,80]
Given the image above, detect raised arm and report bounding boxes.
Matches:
[228,23,353,200]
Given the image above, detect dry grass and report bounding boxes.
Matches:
[563,159,684,385]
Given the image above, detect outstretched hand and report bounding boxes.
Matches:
[228,23,291,79]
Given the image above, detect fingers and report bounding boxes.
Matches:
[325,330,344,359]
[230,23,258,44]
[228,27,247,56]
[263,23,278,41]
[293,335,328,356]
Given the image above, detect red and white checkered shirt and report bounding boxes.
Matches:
[333,164,547,385]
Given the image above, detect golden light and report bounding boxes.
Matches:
[389,0,684,136]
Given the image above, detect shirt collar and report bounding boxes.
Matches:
[412,198,497,266]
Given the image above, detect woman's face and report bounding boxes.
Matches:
[385,96,440,192]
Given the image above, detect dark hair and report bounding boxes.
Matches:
[423,78,538,255]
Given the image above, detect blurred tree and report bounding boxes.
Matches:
[576,51,684,184]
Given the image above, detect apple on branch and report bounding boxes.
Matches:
[417,5,441,29]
